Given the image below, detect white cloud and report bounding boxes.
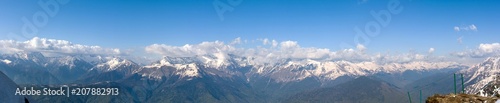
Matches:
[415,54,425,60]
[429,48,435,54]
[0,37,122,55]
[454,26,460,31]
[469,25,477,31]
[258,38,279,48]
[145,41,238,57]
[0,37,461,65]
[368,52,436,63]
[457,36,463,44]
[452,43,500,58]
[271,40,278,47]
[479,43,500,53]
[261,38,269,45]
[280,41,299,49]
[454,24,478,32]
[356,44,366,52]
[145,38,439,64]
[230,37,241,45]
[145,39,336,61]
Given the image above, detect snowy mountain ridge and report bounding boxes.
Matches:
[464,56,500,95]
[95,57,136,71]
[250,59,463,82]
[0,52,466,83]
[131,53,465,83]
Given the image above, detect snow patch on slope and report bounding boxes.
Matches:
[174,63,200,78]
[1,59,11,64]
[138,58,201,80]
[94,58,135,71]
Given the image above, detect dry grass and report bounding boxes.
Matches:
[426,93,498,103]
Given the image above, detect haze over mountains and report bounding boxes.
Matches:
[0,37,499,102]
[0,37,496,103]
[0,51,476,102]
[0,38,498,102]
[0,51,465,84]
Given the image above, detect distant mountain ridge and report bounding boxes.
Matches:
[0,52,472,102]
[285,76,407,103]
[0,52,464,84]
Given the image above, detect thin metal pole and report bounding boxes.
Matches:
[454,73,457,94]
[462,74,465,93]
[408,92,412,103]
[420,90,422,103]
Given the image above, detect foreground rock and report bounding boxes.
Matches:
[426,93,498,103]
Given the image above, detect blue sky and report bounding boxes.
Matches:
[0,0,499,61]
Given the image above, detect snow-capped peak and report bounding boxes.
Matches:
[464,57,500,94]
[1,59,11,64]
[307,59,321,65]
[254,59,462,82]
[174,63,200,78]
[96,57,134,71]
[73,54,106,64]
[138,60,201,80]
[144,55,233,69]
[198,52,231,68]
[14,52,45,60]
[11,52,46,64]
[158,58,172,66]
[144,56,193,68]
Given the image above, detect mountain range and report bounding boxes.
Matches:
[2,52,499,102]
[463,56,500,97]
